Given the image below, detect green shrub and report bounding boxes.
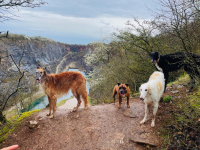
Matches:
[163,96,172,103]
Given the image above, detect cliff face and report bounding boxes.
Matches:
[0,36,93,74]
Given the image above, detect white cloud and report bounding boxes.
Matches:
[0,0,158,44]
[11,10,138,39]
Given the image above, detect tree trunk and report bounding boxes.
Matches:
[0,111,6,123]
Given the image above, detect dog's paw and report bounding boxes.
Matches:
[127,105,130,108]
[151,122,155,127]
[49,115,54,119]
[117,105,121,108]
[46,113,51,116]
[140,120,145,124]
[84,107,88,110]
[73,107,77,112]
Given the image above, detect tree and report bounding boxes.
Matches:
[0,0,46,23]
[150,0,200,82]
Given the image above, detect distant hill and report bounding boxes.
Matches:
[0,34,94,74]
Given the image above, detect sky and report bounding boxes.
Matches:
[0,0,159,44]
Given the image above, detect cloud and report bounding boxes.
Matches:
[9,10,136,38]
[0,0,158,44]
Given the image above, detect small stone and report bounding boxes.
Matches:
[120,139,124,144]
[37,125,40,129]
[39,118,43,121]
[29,121,38,129]
[178,132,182,135]
[138,132,143,135]
[171,90,179,94]
[185,130,188,133]
[164,111,169,114]
[177,85,183,89]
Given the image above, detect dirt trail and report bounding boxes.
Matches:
[59,97,86,110]
[2,98,161,150]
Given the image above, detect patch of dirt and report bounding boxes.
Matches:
[1,97,171,150]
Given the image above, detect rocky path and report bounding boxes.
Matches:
[1,98,162,150]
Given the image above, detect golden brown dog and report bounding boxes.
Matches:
[113,83,130,108]
[36,67,88,118]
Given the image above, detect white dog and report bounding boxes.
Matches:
[139,71,165,127]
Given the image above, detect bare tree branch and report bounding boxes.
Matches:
[0,0,47,22]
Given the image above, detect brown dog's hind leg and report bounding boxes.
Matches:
[82,92,88,110]
[73,94,81,112]
[47,96,52,116]
[127,95,130,108]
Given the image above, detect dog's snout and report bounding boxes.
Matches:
[140,98,144,101]
[36,78,39,80]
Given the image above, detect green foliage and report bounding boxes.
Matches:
[169,74,190,86]
[7,34,27,40]
[2,34,56,42]
[86,39,155,104]
[163,96,172,103]
[159,75,200,149]
[0,109,40,143]
[104,99,113,103]
[56,98,70,107]
[88,97,98,106]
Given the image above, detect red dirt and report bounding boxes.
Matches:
[0,97,172,150]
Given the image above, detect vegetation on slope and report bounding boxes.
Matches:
[0,109,41,143]
[159,74,200,149]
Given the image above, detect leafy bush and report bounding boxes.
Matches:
[85,41,155,104]
[163,96,172,103]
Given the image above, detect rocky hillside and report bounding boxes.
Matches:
[0,35,93,74]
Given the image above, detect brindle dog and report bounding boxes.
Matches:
[112,83,130,108]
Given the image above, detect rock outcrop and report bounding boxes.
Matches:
[0,35,93,74]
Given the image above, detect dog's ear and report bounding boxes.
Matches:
[125,84,129,87]
[117,83,121,86]
[155,52,159,58]
[37,66,40,69]
[43,70,47,76]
